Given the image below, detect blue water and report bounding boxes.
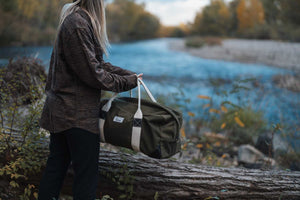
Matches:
[1,38,299,146]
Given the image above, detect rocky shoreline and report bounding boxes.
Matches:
[168,38,300,73]
[168,38,300,92]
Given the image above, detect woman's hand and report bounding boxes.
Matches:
[136,73,143,80]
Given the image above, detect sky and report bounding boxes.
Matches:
[136,0,232,26]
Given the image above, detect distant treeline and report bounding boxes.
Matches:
[189,0,300,42]
[0,0,69,46]
[0,0,299,46]
[0,0,160,46]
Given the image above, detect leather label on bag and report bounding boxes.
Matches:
[113,116,124,123]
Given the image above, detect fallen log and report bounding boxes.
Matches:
[4,133,300,200]
[30,147,300,200]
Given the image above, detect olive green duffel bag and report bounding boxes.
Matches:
[99,79,182,159]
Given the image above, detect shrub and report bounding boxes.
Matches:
[185,37,206,48]
[276,150,300,171]
[240,24,273,40]
[209,106,267,145]
[204,37,223,46]
[196,78,267,145]
[0,58,47,200]
[185,37,223,48]
[0,57,46,104]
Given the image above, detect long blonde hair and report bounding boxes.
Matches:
[58,0,110,56]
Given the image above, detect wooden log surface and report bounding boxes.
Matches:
[34,147,300,200]
[4,133,300,200]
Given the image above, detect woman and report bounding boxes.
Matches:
[38,0,142,199]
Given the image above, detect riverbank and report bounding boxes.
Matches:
[168,38,300,73]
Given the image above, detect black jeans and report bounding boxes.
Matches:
[38,128,100,200]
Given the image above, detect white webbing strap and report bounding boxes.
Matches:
[139,79,157,103]
[131,79,143,151]
[99,93,118,142]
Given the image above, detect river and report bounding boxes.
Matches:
[0,38,299,148]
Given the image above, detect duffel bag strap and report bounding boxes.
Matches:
[99,93,118,142]
[131,79,143,151]
[139,79,157,103]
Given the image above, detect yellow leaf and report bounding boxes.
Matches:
[180,128,186,138]
[33,192,38,199]
[203,103,211,108]
[182,143,187,150]
[197,95,211,100]
[222,154,227,159]
[214,141,221,147]
[188,112,195,117]
[10,181,18,188]
[206,143,211,149]
[196,144,203,149]
[221,106,228,113]
[234,117,245,127]
[221,123,226,129]
[209,108,220,114]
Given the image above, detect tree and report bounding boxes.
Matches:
[193,0,231,36]
[260,0,281,25]
[130,11,160,40]
[106,0,160,42]
[279,0,300,26]
[236,0,265,33]
[0,0,69,46]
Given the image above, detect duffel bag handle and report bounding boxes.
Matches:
[131,78,157,151]
[138,78,157,103]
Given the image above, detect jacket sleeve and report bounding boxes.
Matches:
[102,62,135,76]
[62,27,137,93]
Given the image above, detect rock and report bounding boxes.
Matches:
[238,144,276,169]
[273,74,300,93]
[273,134,290,153]
[255,133,273,157]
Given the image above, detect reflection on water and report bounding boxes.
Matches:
[0,39,299,133]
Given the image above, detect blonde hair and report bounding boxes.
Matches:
[58,0,110,56]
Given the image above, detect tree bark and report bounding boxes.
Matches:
[5,134,300,200]
[30,148,300,200]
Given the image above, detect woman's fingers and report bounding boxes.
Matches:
[138,73,143,78]
[137,73,143,80]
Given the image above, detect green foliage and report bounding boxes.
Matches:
[191,0,300,41]
[0,0,69,46]
[0,58,47,199]
[193,0,231,36]
[196,78,268,145]
[210,106,267,145]
[101,155,135,200]
[185,37,206,48]
[100,195,114,200]
[106,0,160,42]
[185,37,222,48]
[276,150,300,171]
[1,0,161,45]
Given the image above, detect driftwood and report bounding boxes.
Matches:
[3,133,300,200]
[28,144,300,200]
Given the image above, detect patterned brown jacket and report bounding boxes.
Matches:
[39,7,137,134]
